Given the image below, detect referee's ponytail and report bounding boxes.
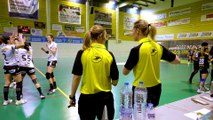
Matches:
[134,19,157,40]
[82,25,106,50]
[83,31,91,50]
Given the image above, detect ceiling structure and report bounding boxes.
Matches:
[117,0,202,12]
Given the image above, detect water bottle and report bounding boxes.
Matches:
[120,82,132,120]
[147,103,155,120]
[210,81,213,97]
[133,81,147,120]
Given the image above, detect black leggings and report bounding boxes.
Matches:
[78,91,114,120]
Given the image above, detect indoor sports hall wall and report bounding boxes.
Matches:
[31,40,137,61]
[152,0,213,41]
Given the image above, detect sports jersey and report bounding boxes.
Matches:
[1,44,17,66]
[188,49,194,56]
[16,47,34,68]
[194,50,200,62]
[47,42,58,61]
[124,37,176,87]
[198,53,209,69]
[72,43,119,94]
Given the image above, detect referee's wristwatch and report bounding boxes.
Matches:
[69,95,75,100]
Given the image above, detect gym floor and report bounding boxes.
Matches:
[0,57,206,120]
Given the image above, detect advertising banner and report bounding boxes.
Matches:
[58,4,81,24]
[94,11,112,28]
[124,16,138,30]
[8,0,39,20]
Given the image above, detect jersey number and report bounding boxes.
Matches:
[199,58,204,65]
[22,55,30,62]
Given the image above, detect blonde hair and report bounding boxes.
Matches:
[83,25,107,50]
[133,19,157,40]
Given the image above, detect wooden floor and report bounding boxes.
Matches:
[0,58,208,120]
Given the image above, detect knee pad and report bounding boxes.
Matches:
[46,72,51,79]
[32,78,38,84]
[51,72,54,78]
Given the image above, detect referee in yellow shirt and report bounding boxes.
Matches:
[123,19,180,107]
[69,25,119,120]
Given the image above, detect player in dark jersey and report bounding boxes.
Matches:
[197,42,210,93]
[188,47,201,84]
[188,47,194,64]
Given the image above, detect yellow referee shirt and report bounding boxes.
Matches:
[124,37,176,87]
[72,43,119,94]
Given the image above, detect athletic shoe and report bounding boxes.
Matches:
[53,88,57,92]
[203,86,209,91]
[40,94,45,99]
[47,89,55,95]
[16,99,27,105]
[3,99,13,106]
[197,87,205,94]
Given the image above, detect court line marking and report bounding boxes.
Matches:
[34,66,70,100]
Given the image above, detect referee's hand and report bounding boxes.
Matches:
[68,97,76,108]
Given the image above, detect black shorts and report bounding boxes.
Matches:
[78,91,114,120]
[47,61,57,68]
[200,68,208,74]
[3,65,20,75]
[194,61,199,70]
[19,67,35,75]
[132,83,161,107]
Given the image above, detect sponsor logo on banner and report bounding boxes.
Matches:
[202,2,213,11]
[189,32,201,38]
[64,25,75,31]
[177,33,190,38]
[3,27,17,34]
[75,26,85,33]
[30,36,47,42]
[8,0,39,20]
[31,28,42,36]
[54,37,83,44]
[201,13,213,21]
[200,31,213,37]
[153,21,167,28]
[177,31,213,38]
[52,24,62,31]
[168,18,190,26]
[169,8,191,17]
[156,34,174,40]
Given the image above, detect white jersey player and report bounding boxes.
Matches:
[41,34,58,95]
[16,43,45,99]
[1,34,27,105]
